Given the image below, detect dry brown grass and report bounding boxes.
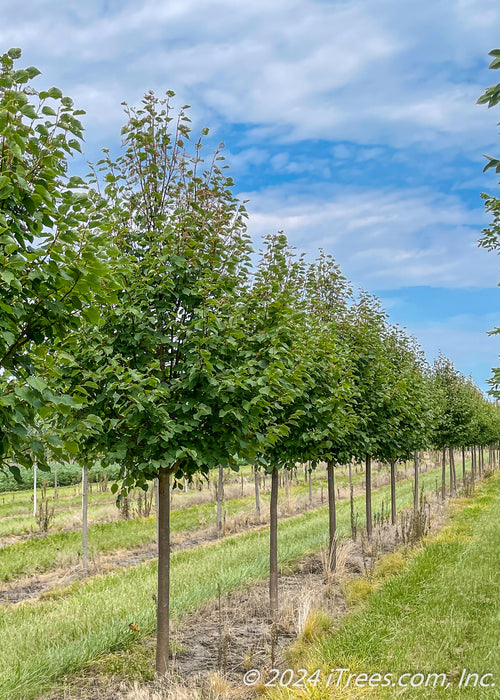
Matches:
[320,538,355,586]
[123,672,241,699]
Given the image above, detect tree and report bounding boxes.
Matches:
[477,48,500,397]
[296,252,355,570]
[0,48,109,477]
[63,95,303,672]
[432,357,480,495]
[341,293,390,539]
[376,327,434,521]
[248,233,310,615]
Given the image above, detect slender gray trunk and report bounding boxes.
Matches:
[462,447,466,484]
[449,448,456,494]
[216,465,224,538]
[365,454,372,539]
[54,463,58,499]
[254,466,261,518]
[285,467,289,505]
[33,461,37,517]
[441,448,446,500]
[156,467,171,675]
[349,461,355,539]
[390,460,397,525]
[269,467,279,615]
[82,463,89,574]
[413,452,419,514]
[327,461,336,571]
[308,465,313,507]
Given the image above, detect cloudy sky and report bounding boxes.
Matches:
[2,0,500,390]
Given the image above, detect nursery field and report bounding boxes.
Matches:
[0,456,464,700]
[266,472,500,700]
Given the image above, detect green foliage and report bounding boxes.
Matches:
[431,355,498,449]
[278,250,356,467]
[0,49,111,477]
[478,49,500,397]
[62,93,305,491]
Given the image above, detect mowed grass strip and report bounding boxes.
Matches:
[266,473,500,700]
[0,463,448,582]
[0,496,256,582]
[0,471,448,700]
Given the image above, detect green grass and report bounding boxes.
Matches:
[0,496,255,581]
[268,473,500,699]
[0,461,449,582]
[0,467,455,700]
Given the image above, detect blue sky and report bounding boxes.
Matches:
[1,0,500,390]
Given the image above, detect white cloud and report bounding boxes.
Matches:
[239,183,499,288]
[3,0,499,153]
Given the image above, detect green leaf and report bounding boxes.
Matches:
[29,439,44,456]
[27,376,48,393]
[47,87,63,99]
[20,104,38,119]
[25,66,41,79]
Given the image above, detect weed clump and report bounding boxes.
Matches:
[342,578,374,607]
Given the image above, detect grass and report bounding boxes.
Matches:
[0,496,256,581]
[0,467,455,700]
[0,461,449,582]
[266,472,500,699]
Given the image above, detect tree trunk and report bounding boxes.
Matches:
[269,467,279,615]
[154,477,160,548]
[82,463,89,574]
[285,467,289,506]
[54,463,58,499]
[156,467,171,676]
[349,461,355,539]
[254,466,261,519]
[33,461,37,518]
[413,452,419,515]
[390,460,396,525]
[449,448,456,494]
[472,446,476,481]
[462,447,466,484]
[365,454,372,539]
[308,465,313,507]
[441,448,446,501]
[327,460,336,571]
[216,465,224,538]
